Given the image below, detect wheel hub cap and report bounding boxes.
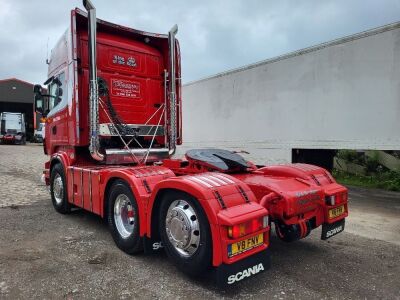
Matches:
[165,200,200,257]
[114,194,135,239]
[53,174,63,205]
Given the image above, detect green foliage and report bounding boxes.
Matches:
[336,150,363,164]
[333,170,400,192]
[365,151,380,173]
[334,150,400,191]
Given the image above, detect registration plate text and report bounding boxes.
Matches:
[328,205,345,219]
[228,233,263,258]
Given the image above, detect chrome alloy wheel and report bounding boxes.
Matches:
[53,174,64,205]
[165,199,200,257]
[114,194,135,239]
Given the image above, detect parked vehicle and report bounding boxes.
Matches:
[33,122,45,143]
[33,0,348,286]
[0,112,26,145]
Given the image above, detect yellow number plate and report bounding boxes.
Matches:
[228,233,263,258]
[328,205,345,219]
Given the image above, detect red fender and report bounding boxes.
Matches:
[147,172,267,266]
[44,150,75,184]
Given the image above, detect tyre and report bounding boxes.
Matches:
[159,191,212,277]
[107,180,143,254]
[50,163,71,214]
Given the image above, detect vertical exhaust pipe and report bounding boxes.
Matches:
[168,24,178,155]
[83,0,103,161]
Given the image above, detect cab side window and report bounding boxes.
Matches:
[47,72,66,115]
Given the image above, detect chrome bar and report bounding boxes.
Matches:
[105,148,170,155]
[83,0,104,161]
[163,69,168,148]
[168,24,178,156]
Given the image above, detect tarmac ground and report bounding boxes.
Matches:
[0,144,399,299]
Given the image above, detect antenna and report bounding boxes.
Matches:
[45,37,50,65]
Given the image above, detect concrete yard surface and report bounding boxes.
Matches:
[0,145,399,299]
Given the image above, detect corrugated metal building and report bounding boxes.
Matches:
[0,78,35,140]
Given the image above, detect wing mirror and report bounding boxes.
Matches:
[33,84,49,117]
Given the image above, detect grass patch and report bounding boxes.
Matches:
[333,170,400,192]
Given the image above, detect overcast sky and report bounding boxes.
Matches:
[0,0,399,84]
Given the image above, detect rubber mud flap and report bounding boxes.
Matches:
[321,219,345,240]
[215,249,271,288]
[143,236,164,254]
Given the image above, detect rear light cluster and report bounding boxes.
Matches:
[325,192,348,206]
[325,195,336,206]
[227,216,269,239]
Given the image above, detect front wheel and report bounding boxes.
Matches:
[107,180,143,254]
[50,163,71,214]
[159,191,212,277]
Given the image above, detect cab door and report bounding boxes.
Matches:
[45,72,69,154]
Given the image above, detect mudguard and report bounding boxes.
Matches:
[148,172,270,267]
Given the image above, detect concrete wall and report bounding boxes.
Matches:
[178,22,400,165]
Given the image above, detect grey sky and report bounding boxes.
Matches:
[0,0,399,84]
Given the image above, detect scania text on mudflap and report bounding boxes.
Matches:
[33,0,348,287]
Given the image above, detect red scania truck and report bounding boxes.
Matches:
[33,0,348,286]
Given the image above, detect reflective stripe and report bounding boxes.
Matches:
[213,174,235,184]
[199,176,221,187]
[207,175,227,185]
[186,176,213,188]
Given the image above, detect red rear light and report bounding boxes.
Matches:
[251,218,261,232]
[232,224,241,238]
[227,216,268,239]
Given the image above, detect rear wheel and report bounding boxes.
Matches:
[107,180,143,254]
[50,163,71,214]
[159,191,212,276]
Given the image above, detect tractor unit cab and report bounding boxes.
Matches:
[33,1,271,287]
[33,0,181,164]
[34,0,348,288]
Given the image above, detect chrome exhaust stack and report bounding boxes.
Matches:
[168,24,178,156]
[83,0,104,161]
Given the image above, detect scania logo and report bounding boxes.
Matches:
[227,263,264,284]
[152,242,163,250]
[326,226,343,238]
[296,189,320,205]
[295,190,318,198]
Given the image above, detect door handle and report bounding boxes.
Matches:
[52,125,57,135]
